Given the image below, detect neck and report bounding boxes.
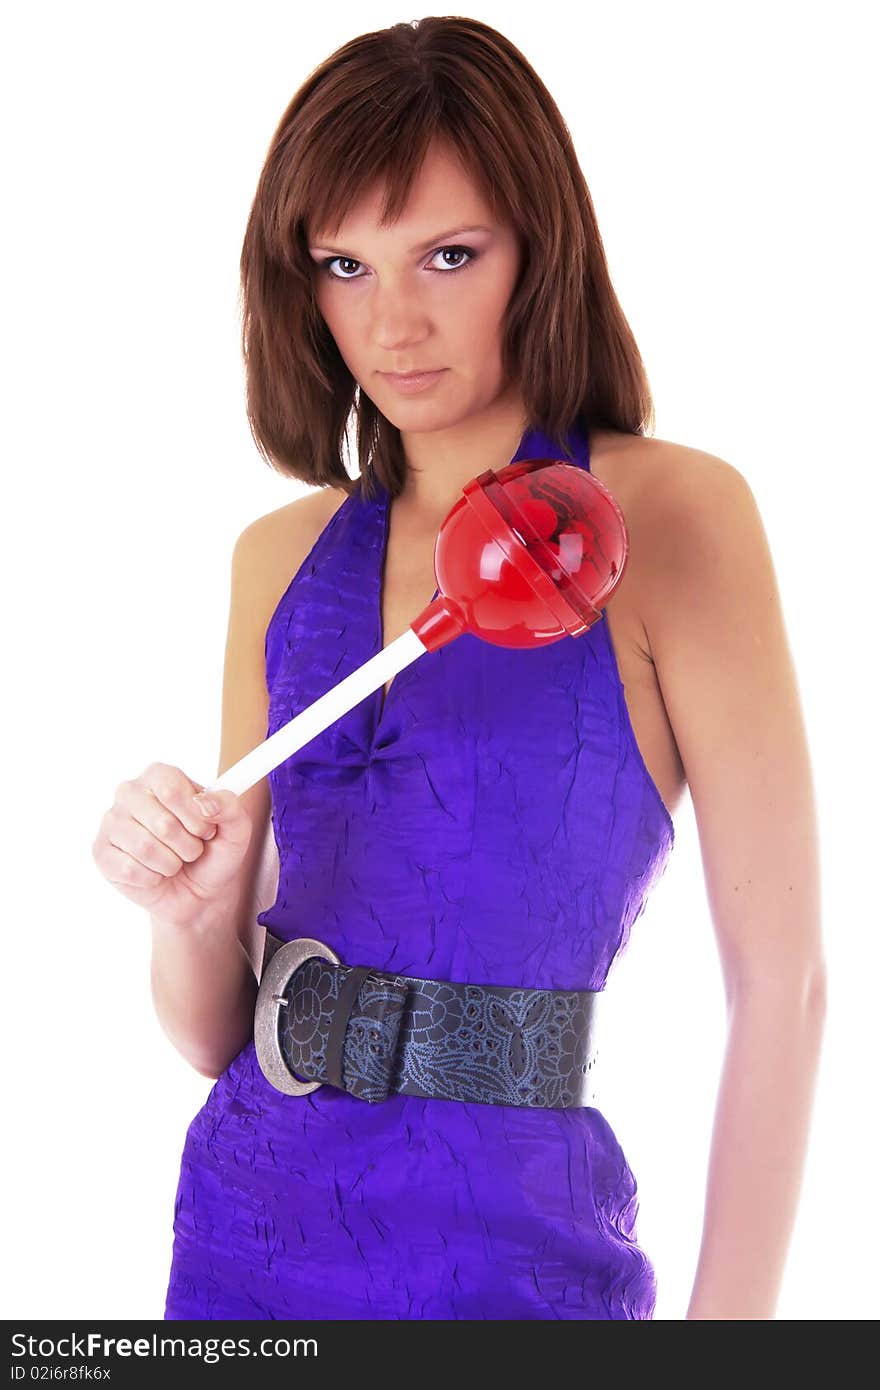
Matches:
[395,388,530,524]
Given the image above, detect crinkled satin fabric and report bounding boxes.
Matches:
[164,419,675,1320]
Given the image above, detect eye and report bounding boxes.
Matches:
[317,244,478,282]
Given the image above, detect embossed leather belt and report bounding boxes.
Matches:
[253,930,601,1108]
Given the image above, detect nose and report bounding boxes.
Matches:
[369,279,432,352]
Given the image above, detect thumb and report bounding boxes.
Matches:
[194,788,240,818]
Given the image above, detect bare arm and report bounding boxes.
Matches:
[643,449,826,1319]
[150,912,259,1079]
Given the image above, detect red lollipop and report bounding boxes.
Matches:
[211,457,628,795]
[412,456,627,653]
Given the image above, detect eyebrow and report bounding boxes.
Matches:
[309,224,493,257]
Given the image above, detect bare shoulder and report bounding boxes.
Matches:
[592,427,747,516]
[626,434,757,611]
[234,484,352,624]
[239,483,352,556]
[591,429,755,649]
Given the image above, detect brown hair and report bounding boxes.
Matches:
[239,16,655,502]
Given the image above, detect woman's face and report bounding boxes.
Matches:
[307,142,523,431]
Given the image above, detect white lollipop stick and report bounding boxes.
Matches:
[204,626,429,796]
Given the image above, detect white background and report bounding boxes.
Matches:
[3,0,877,1321]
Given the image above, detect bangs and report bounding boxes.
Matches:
[265,85,511,271]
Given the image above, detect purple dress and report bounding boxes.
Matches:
[163,418,675,1320]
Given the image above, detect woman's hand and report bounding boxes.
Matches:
[91,761,254,929]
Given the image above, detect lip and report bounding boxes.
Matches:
[380,368,447,394]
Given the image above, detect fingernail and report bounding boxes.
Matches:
[194,793,219,816]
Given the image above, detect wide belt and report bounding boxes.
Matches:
[253,930,601,1109]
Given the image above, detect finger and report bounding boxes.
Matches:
[95,836,171,891]
[140,764,212,838]
[107,794,206,873]
[133,771,218,842]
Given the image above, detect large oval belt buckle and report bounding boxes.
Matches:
[254,936,342,1096]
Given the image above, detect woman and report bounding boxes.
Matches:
[96,16,825,1319]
